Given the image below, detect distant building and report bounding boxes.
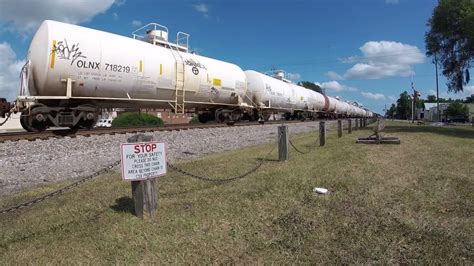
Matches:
[421,102,450,122]
[421,102,472,122]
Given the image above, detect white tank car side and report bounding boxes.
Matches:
[244,70,328,113]
[307,90,326,112]
[244,70,296,110]
[27,20,247,109]
[334,99,347,116]
[325,96,337,113]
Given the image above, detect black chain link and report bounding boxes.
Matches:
[288,139,311,154]
[0,160,121,215]
[288,132,319,155]
[167,138,279,183]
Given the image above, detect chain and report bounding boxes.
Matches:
[0,160,121,215]
[288,131,319,154]
[167,138,279,183]
[288,139,311,154]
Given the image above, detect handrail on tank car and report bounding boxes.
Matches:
[176,32,190,49]
[132,23,169,40]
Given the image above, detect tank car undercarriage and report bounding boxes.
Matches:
[18,102,99,132]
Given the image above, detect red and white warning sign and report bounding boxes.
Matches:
[120,142,167,181]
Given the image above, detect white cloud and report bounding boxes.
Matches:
[325,71,343,80]
[385,0,399,4]
[131,20,142,27]
[361,91,386,100]
[0,0,115,34]
[112,12,119,20]
[315,81,358,92]
[464,85,474,95]
[0,42,25,101]
[114,0,126,6]
[194,3,210,18]
[194,3,209,14]
[342,41,424,80]
[388,95,396,101]
[287,72,301,81]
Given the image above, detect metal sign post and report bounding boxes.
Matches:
[121,134,167,219]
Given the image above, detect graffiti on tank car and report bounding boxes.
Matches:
[52,39,86,65]
[184,58,207,70]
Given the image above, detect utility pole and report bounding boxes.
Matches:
[411,81,420,123]
[411,82,415,123]
[435,53,440,121]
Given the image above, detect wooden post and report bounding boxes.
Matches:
[348,119,352,134]
[278,125,289,161]
[128,134,157,219]
[354,118,358,130]
[337,119,342,138]
[359,118,363,129]
[319,121,326,146]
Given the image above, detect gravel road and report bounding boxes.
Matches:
[0,121,340,196]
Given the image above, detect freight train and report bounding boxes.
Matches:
[2,20,374,131]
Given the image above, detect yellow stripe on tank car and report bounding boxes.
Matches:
[139,60,143,72]
[160,64,162,75]
[50,40,56,69]
[213,78,221,86]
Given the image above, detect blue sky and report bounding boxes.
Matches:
[1,0,473,113]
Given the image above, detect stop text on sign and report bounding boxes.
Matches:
[120,141,167,181]
[134,143,157,153]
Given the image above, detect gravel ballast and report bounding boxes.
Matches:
[0,121,340,196]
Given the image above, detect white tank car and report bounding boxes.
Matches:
[245,70,297,111]
[325,96,337,113]
[244,70,330,119]
[334,99,348,116]
[18,20,248,130]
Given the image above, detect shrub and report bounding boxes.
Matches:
[189,115,201,124]
[112,112,163,128]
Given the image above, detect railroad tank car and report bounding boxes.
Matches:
[17,20,250,130]
[245,70,329,120]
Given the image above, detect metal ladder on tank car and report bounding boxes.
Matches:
[169,32,189,114]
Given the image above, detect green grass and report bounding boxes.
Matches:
[1,121,473,264]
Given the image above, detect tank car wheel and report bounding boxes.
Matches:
[215,109,227,123]
[262,113,271,121]
[21,105,49,132]
[197,113,208,123]
[20,109,33,132]
[72,104,99,129]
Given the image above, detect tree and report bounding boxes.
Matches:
[427,95,437,102]
[446,102,469,118]
[385,103,397,118]
[297,81,323,94]
[466,94,474,103]
[396,91,412,120]
[416,98,425,109]
[425,0,474,92]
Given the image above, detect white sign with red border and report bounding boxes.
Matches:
[120,142,167,181]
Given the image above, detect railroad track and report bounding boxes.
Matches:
[0,120,309,143]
